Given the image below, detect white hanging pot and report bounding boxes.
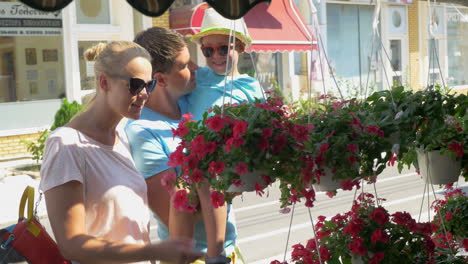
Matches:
[226,170,269,193]
[313,167,342,192]
[416,150,461,185]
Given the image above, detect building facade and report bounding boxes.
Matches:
[0,0,153,162]
[295,0,468,97]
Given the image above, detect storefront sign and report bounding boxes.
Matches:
[447,10,468,23]
[0,2,62,36]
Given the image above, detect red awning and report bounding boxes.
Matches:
[169,0,315,52]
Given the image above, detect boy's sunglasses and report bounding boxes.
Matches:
[200,44,233,58]
[109,75,157,95]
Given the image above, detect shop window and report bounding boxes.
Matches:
[388,6,407,35]
[446,6,468,87]
[327,4,379,92]
[238,52,281,92]
[0,1,65,103]
[76,0,111,24]
[389,39,402,85]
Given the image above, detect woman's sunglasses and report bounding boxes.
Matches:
[200,44,233,58]
[109,75,157,95]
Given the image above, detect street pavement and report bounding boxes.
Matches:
[1,166,467,263]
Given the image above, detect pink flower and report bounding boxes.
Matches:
[371,229,389,244]
[189,135,206,158]
[231,179,243,187]
[343,218,364,236]
[172,125,189,138]
[173,190,189,212]
[445,211,452,221]
[347,154,357,165]
[341,179,359,191]
[448,141,464,157]
[183,154,199,169]
[204,141,217,154]
[233,120,248,137]
[232,137,246,147]
[262,175,273,185]
[160,173,176,195]
[205,115,225,132]
[208,161,225,177]
[319,142,329,153]
[348,237,367,256]
[167,146,185,167]
[190,169,205,183]
[370,252,384,264]
[272,134,287,153]
[235,162,248,175]
[182,113,194,121]
[262,128,273,138]
[364,125,384,138]
[210,191,225,208]
[387,152,397,166]
[318,246,331,261]
[346,144,358,152]
[369,207,389,226]
[462,238,468,251]
[257,138,269,151]
[255,182,265,197]
[349,118,363,129]
[291,124,309,142]
[392,211,415,227]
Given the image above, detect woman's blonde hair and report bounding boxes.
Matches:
[84,41,151,77]
[78,41,151,114]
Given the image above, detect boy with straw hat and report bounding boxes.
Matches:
[169,7,264,264]
[187,7,264,121]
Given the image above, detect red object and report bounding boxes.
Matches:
[170,0,316,52]
[1,218,71,264]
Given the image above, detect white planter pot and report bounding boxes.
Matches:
[226,170,269,192]
[313,167,342,192]
[416,150,461,185]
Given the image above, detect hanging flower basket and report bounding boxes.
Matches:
[168,94,314,210]
[312,167,342,192]
[226,170,269,193]
[417,150,461,185]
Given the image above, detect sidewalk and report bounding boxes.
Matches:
[0,169,47,227]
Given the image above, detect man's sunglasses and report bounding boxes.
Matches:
[109,75,157,95]
[200,44,233,58]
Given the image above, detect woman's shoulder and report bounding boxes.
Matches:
[47,126,81,145]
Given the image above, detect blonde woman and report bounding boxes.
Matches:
[40,41,202,264]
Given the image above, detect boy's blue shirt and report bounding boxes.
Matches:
[187,66,264,121]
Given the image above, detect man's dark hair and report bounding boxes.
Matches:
[134,27,187,75]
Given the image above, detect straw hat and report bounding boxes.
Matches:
[191,8,252,46]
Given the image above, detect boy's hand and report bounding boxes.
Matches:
[153,239,203,263]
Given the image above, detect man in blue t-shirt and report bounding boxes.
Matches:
[126,27,240,264]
